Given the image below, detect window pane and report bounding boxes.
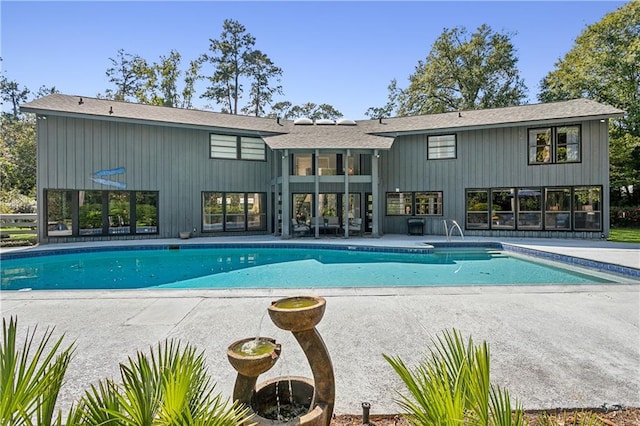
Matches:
[556,126,580,163]
[293,154,313,176]
[346,155,360,175]
[545,188,571,230]
[466,190,489,229]
[516,188,542,229]
[210,134,237,159]
[386,193,413,215]
[226,193,245,231]
[528,128,551,164]
[574,186,601,230]
[319,193,339,217]
[240,136,265,160]
[79,190,103,235]
[415,192,442,215]
[293,193,313,223]
[428,135,456,159]
[247,193,266,231]
[108,192,131,234]
[135,192,158,234]
[317,154,337,175]
[491,189,515,229]
[203,192,223,232]
[46,190,73,236]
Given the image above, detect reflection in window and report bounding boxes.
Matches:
[574,186,601,231]
[491,189,515,229]
[109,192,131,234]
[545,188,571,230]
[79,191,103,235]
[528,128,552,164]
[203,192,223,231]
[466,190,489,229]
[516,188,542,229]
[46,190,73,236]
[293,193,313,223]
[345,155,360,175]
[415,192,443,215]
[135,192,158,233]
[386,193,413,215]
[247,193,266,231]
[202,192,267,232]
[556,126,580,163]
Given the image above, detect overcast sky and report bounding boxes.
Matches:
[1,1,627,119]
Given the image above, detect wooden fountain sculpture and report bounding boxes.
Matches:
[227,296,335,426]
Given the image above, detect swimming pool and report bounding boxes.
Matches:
[0,243,625,291]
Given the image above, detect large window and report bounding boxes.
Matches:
[291,153,364,176]
[47,190,73,236]
[528,125,581,165]
[427,134,456,159]
[202,192,267,232]
[415,192,443,215]
[574,187,601,230]
[516,188,542,230]
[466,190,489,229]
[45,190,158,237]
[465,186,601,231]
[545,188,571,230]
[210,134,265,161]
[293,154,313,176]
[491,189,515,229]
[386,192,414,215]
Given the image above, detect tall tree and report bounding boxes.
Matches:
[268,102,343,120]
[241,50,283,117]
[0,75,30,119]
[369,24,527,117]
[538,1,640,205]
[200,19,256,114]
[105,48,149,102]
[365,79,401,119]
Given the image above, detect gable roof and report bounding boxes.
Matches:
[21,95,624,150]
[20,94,290,135]
[358,98,624,135]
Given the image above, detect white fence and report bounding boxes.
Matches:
[0,213,37,237]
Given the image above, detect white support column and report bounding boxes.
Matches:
[314,148,320,239]
[372,149,380,237]
[281,149,291,238]
[344,149,350,238]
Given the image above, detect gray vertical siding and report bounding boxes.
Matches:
[36,114,610,243]
[38,116,272,242]
[380,120,610,238]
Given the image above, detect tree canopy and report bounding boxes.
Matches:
[368,24,527,117]
[538,1,640,205]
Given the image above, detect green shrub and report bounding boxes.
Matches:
[384,329,524,426]
[610,206,640,227]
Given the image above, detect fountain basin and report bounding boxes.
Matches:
[268,296,326,332]
[251,377,322,425]
[227,337,280,377]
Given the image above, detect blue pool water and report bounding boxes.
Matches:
[0,245,615,291]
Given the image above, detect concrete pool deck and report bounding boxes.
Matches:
[0,235,638,415]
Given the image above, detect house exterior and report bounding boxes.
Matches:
[21,94,623,244]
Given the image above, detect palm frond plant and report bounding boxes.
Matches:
[0,316,75,426]
[383,328,525,426]
[75,338,252,425]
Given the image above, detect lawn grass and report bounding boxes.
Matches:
[608,227,640,244]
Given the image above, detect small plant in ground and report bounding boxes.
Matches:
[0,316,75,426]
[384,328,525,426]
[74,339,251,425]
[536,410,605,426]
[1,316,252,426]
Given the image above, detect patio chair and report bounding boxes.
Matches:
[292,218,311,237]
[348,217,363,236]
